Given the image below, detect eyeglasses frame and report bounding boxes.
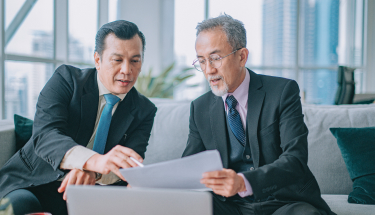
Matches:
[192,48,242,72]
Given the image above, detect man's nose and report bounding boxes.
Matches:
[120,61,131,75]
[204,61,216,75]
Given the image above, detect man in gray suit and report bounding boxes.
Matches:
[182,14,334,215]
[0,20,156,215]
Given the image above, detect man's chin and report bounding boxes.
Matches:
[211,86,228,97]
[111,86,133,95]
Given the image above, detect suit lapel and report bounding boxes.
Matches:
[209,96,229,168]
[75,70,99,146]
[247,70,265,168]
[105,88,136,152]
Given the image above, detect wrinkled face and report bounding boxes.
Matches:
[94,33,143,95]
[195,28,247,96]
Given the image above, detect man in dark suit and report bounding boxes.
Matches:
[0,20,156,215]
[182,14,334,215]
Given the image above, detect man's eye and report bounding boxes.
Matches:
[132,59,141,63]
[199,59,206,64]
[113,59,122,62]
[210,56,221,61]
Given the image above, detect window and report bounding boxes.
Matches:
[0,0,100,119]
[174,0,206,100]
[5,0,54,58]
[173,0,366,105]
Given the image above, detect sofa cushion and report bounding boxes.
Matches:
[144,99,191,165]
[0,120,16,169]
[302,104,375,195]
[322,195,375,215]
[330,127,375,204]
[14,114,33,151]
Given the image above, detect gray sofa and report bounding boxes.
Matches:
[1,99,375,214]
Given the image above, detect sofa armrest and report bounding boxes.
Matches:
[0,120,16,169]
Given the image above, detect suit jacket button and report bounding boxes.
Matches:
[246,155,251,159]
[250,167,254,171]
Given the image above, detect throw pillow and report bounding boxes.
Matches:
[14,114,33,151]
[330,127,375,205]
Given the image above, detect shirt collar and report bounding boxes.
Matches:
[97,72,127,101]
[221,70,250,109]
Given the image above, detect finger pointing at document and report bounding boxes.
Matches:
[83,145,143,181]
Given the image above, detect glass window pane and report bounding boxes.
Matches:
[337,0,364,67]
[174,0,204,67]
[253,69,297,81]
[210,0,297,67]
[5,0,54,58]
[299,69,337,105]
[174,0,206,100]
[209,0,266,67]
[5,0,25,29]
[300,0,340,67]
[5,61,54,119]
[69,0,97,64]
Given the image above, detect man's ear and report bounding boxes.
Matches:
[239,48,249,67]
[94,52,101,70]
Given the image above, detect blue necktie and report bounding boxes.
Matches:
[226,95,246,146]
[92,94,120,154]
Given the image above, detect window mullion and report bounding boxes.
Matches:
[54,0,68,67]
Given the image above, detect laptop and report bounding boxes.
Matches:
[66,185,212,215]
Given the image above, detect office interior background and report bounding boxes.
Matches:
[0,0,374,120]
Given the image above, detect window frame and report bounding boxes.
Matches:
[0,0,108,119]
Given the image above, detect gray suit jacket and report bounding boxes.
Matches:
[182,69,333,214]
[0,65,157,199]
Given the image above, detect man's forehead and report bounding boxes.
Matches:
[103,35,142,53]
[195,30,229,57]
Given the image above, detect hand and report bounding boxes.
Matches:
[83,145,143,181]
[58,168,96,200]
[200,168,246,197]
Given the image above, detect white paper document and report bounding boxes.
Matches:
[119,150,223,190]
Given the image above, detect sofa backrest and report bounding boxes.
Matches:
[0,120,16,168]
[303,104,375,195]
[144,99,191,165]
[146,99,375,195]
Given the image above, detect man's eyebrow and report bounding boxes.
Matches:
[197,49,221,58]
[110,53,142,58]
[111,53,123,57]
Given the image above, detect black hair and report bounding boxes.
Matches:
[95,20,146,57]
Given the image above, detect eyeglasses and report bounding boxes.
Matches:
[192,48,242,72]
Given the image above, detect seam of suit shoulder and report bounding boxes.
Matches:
[278,79,293,113]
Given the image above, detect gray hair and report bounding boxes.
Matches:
[196,14,246,51]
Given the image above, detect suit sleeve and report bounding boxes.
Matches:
[243,80,310,200]
[31,65,79,171]
[120,105,157,159]
[182,102,206,157]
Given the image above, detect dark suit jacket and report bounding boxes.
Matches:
[182,69,333,214]
[0,65,157,199]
